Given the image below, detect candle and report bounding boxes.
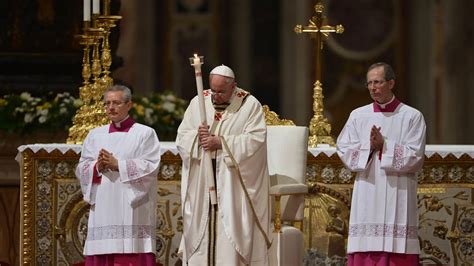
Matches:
[189,53,217,205]
[193,53,200,65]
[104,0,110,15]
[93,0,100,14]
[83,0,91,21]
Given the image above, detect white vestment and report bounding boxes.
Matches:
[76,123,161,255]
[177,88,270,265]
[337,101,426,254]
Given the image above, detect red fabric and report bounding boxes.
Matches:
[109,116,135,133]
[92,162,101,184]
[82,253,159,266]
[348,252,419,266]
[373,97,401,113]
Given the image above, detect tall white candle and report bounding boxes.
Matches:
[189,53,217,205]
[83,0,91,21]
[93,0,100,14]
[192,54,206,122]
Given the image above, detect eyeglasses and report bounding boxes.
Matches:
[104,101,128,108]
[210,82,234,96]
[366,80,386,88]
[210,89,227,96]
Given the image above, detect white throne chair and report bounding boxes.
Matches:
[267,125,309,266]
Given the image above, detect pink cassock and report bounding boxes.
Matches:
[348,252,419,266]
[73,253,161,266]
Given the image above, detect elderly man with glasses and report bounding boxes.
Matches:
[177,65,270,266]
[337,62,427,266]
[76,84,161,266]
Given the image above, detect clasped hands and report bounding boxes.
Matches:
[97,149,119,173]
[198,124,222,151]
[370,125,384,151]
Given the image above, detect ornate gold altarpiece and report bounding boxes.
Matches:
[17,143,474,265]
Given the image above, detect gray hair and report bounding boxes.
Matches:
[209,74,234,85]
[104,84,132,102]
[367,62,396,81]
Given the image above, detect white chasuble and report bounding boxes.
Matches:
[337,102,426,254]
[76,123,161,255]
[177,88,270,265]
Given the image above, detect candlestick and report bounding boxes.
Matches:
[103,0,110,16]
[83,0,91,21]
[189,53,217,205]
[93,0,100,14]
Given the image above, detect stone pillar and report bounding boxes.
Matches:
[441,1,474,143]
[229,0,252,91]
[409,0,474,144]
[135,0,156,95]
[280,0,312,125]
[409,0,436,142]
[114,0,156,95]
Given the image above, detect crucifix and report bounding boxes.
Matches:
[294,2,344,147]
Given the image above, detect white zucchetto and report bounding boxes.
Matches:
[210,65,235,79]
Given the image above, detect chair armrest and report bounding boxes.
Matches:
[270,184,308,196]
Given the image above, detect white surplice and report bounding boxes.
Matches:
[337,101,426,254]
[177,88,270,265]
[76,123,161,255]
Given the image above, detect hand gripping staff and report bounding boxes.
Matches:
[189,54,217,205]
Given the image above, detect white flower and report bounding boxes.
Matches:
[162,102,176,112]
[145,107,153,118]
[20,92,33,101]
[39,115,47,123]
[24,113,34,123]
[73,99,83,107]
[164,94,176,101]
[59,107,68,114]
[142,97,149,104]
[144,109,155,124]
[37,109,49,116]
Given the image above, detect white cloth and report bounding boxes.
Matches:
[177,87,270,265]
[75,123,161,255]
[337,102,426,254]
[187,210,268,266]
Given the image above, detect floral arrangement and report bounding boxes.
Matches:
[130,92,188,140]
[0,91,188,141]
[0,92,82,134]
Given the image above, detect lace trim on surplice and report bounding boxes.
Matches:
[350,150,360,168]
[349,223,418,239]
[126,159,140,180]
[79,161,92,195]
[393,144,404,169]
[87,225,155,241]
